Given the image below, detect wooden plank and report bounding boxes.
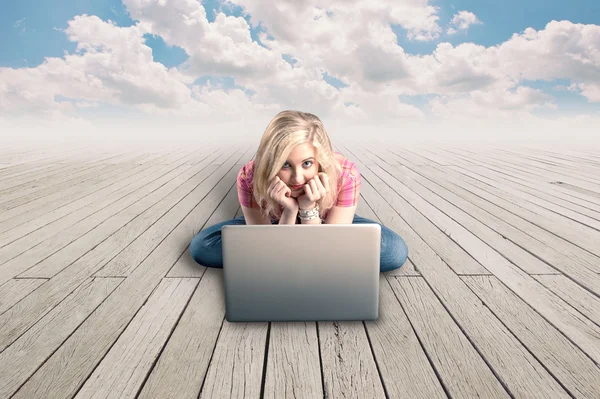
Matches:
[318,320,387,398]
[548,181,600,201]
[487,146,600,178]
[93,165,242,277]
[537,148,600,167]
[0,278,46,314]
[0,151,117,182]
[389,277,509,398]
[362,145,600,364]
[0,163,129,227]
[262,322,323,398]
[462,275,600,398]
[9,147,251,398]
[96,148,252,277]
[0,149,206,265]
[439,146,600,212]
[0,148,233,350]
[0,151,143,190]
[402,148,600,259]
[436,147,600,221]
[366,146,559,274]
[0,161,118,198]
[418,145,600,216]
[363,274,446,398]
[0,149,110,177]
[361,146,557,275]
[480,148,600,194]
[0,146,96,166]
[479,148,600,201]
[0,151,178,226]
[493,148,600,184]
[137,268,226,399]
[19,148,239,278]
[399,163,600,294]
[338,143,489,275]
[533,275,600,326]
[198,320,267,399]
[0,153,205,282]
[446,163,600,256]
[526,147,600,170]
[0,277,122,399]
[355,193,380,222]
[342,143,571,398]
[355,193,420,276]
[75,278,198,399]
[166,167,241,278]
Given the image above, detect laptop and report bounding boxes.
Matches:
[222,224,381,322]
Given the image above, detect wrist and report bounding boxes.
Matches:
[298,202,317,210]
[283,206,298,215]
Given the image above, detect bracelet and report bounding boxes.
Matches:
[298,204,319,220]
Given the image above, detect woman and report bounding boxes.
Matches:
[190,110,408,272]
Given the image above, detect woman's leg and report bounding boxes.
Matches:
[190,215,248,268]
[352,214,409,272]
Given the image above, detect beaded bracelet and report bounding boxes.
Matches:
[298,204,319,220]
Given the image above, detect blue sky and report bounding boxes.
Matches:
[4,0,600,69]
[395,0,600,54]
[1,0,255,68]
[1,0,599,138]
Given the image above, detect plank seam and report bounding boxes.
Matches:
[388,274,517,398]
[382,275,453,399]
[459,276,577,398]
[134,278,202,398]
[9,277,126,397]
[258,322,272,399]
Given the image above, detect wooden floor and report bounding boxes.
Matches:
[0,138,599,398]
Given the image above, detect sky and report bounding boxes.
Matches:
[1,0,600,143]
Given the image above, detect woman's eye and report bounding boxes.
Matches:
[282,161,313,168]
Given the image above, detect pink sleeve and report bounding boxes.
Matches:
[336,162,361,207]
[237,164,254,207]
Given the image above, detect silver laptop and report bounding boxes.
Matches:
[222,224,381,322]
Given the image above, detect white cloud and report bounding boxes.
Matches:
[572,83,600,102]
[447,11,482,35]
[1,2,599,142]
[428,86,556,122]
[0,13,279,123]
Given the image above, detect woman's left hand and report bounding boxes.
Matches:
[297,172,330,210]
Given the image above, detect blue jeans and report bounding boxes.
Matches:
[190,214,408,273]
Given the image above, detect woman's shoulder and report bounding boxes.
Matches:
[333,151,359,178]
[237,160,255,187]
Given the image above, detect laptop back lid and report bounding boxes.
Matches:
[222,224,380,322]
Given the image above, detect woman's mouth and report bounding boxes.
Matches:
[290,184,304,190]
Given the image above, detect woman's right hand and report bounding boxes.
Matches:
[268,176,299,213]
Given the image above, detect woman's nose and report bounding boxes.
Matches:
[291,172,304,184]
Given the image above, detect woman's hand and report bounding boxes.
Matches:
[268,176,299,212]
[297,172,330,210]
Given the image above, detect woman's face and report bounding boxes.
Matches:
[276,142,320,198]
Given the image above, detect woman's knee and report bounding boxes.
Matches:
[381,229,409,272]
[396,237,409,267]
[189,231,207,265]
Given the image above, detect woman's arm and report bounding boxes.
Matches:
[279,208,299,225]
[241,205,272,225]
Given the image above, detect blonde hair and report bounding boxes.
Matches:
[252,110,342,220]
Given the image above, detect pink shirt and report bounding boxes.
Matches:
[237,152,361,223]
